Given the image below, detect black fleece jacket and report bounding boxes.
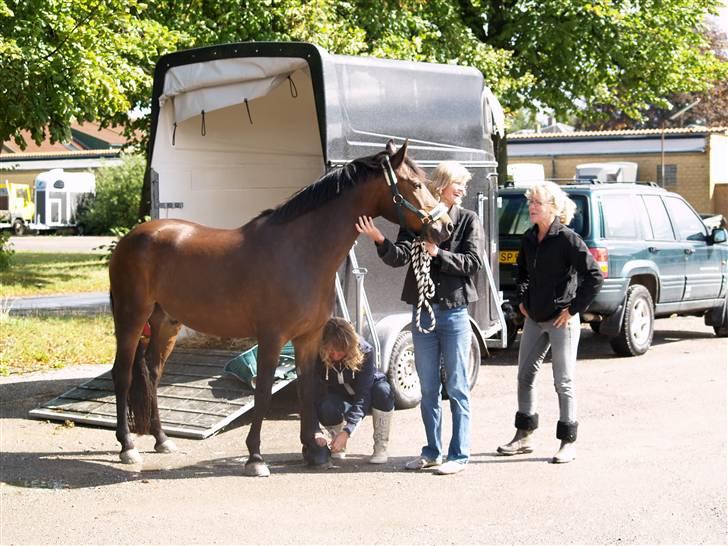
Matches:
[376,206,484,309]
[516,218,604,322]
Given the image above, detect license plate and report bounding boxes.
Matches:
[499,250,519,264]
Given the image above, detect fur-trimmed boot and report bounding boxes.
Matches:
[368,409,393,464]
[497,412,539,455]
[327,421,347,459]
[552,420,578,464]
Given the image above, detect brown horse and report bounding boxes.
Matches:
[108,141,453,476]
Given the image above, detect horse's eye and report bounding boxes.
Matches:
[413,182,422,190]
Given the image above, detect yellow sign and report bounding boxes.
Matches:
[499,250,519,264]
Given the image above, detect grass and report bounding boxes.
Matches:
[0,251,251,376]
[0,252,109,297]
[0,315,116,375]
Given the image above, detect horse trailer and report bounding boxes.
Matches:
[146,42,507,408]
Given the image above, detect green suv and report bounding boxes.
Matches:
[498,182,728,356]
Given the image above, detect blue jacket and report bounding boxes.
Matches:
[316,339,384,435]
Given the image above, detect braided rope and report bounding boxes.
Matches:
[412,240,436,333]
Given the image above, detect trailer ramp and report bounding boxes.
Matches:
[28,347,296,439]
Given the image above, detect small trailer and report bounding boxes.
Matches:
[32,169,95,232]
[146,42,507,409]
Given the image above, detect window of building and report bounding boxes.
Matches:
[656,164,677,186]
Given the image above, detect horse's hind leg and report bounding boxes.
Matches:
[146,305,182,454]
[112,316,151,464]
[245,336,284,477]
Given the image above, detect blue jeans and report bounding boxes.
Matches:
[411,304,472,463]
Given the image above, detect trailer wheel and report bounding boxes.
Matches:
[12,219,25,236]
[387,328,481,410]
[387,330,421,409]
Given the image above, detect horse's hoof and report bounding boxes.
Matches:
[303,443,331,467]
[155,440,177,454]
[244,461,270,477]
[119,448,142,464]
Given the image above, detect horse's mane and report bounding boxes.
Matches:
[256,151,412,224]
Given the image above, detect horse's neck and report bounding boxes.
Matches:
[285,182,381,276]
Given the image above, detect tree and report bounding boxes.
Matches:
[2,0,726,215]
[0,0,183,148]
[577,24,728,130]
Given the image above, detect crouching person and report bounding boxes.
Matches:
[313,317,394,464]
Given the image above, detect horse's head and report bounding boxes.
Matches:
[379,140,454,244]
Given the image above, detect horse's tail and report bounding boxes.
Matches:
[128,336,153,435]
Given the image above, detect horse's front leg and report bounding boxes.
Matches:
[244,338,283,477]
[293,331,330,467]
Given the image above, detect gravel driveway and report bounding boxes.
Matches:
[1,316,725,544]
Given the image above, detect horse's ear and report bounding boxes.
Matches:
[390,139,409,168]
[385,139,397,155]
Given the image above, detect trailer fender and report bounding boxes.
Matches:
[374,313,412,375]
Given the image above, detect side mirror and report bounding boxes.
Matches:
[710,227,728,244]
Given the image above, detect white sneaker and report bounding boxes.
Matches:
[434,460,466,475]
[404,456,442,470]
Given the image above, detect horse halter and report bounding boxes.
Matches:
[381,155,449,229]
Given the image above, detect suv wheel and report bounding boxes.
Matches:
[714,295,728,337]
[609,285,654,356]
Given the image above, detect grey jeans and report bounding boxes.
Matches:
[517,314,581,422]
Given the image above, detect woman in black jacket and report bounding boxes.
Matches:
[356,161,483,475]
[497,181,603,464]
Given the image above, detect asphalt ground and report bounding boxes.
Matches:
[1,316,726,545]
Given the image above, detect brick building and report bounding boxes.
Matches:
[507,127,728,217]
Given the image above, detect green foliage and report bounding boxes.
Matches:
[76,152,145,234]
[0,231,14,272]
[1,0,726,147]
[0,0,184,148]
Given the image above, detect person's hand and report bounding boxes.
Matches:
[553,308,572,328]
[314,432,327,448]
[331,430,349,453]
[356,216,385,244]
[423,241,439,257]
[519,303,529,319]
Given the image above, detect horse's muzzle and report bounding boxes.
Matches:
[425,217,453,244]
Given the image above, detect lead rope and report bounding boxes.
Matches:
[412,240,436,333]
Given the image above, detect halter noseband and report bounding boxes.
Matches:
[381,155,449,227]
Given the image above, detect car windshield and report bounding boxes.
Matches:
[498,193,588,237]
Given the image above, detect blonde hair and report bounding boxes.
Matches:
[427,161,472,200]
[319,317,364,371]
[526,181,576,225]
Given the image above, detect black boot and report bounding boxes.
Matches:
[497,412,539,455]
[552,420,578,463]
